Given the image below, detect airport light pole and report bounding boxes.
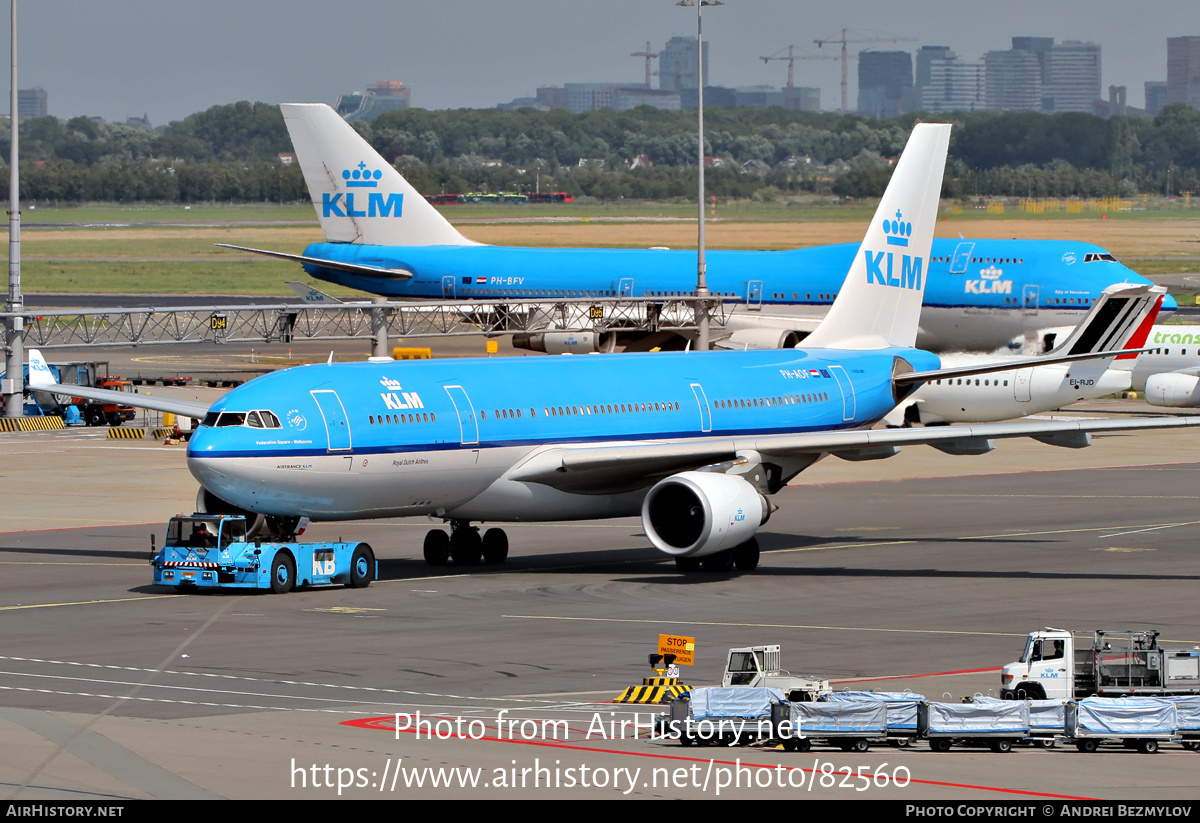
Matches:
[3,0,22,419]
[677,0,721,351]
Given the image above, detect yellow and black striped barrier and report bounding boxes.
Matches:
[107,427,146,439]
[150,428,176,439]
[0,416,67,432]
[613,683,691,704]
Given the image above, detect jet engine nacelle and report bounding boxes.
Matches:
[718,328,804,350]
[1144,372,1200,407]
[641,471,770,558]
[511,331,599,354]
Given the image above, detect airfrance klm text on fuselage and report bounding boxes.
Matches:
[225,103,1171,354]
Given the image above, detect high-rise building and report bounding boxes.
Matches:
[923,53,985,113]
[1042,41,1101,113]
[857,50,913,118]
[914,45,953,109]
[1166,36,1200,106]
[660,36,707,91]
[1145,80,1168,115]
[16,87,46,118]
[985,48,1042,111]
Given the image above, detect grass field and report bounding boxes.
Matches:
[8,201,1200,296]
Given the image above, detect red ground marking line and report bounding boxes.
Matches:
[832,666,1001,684]
[341,716,1096,800]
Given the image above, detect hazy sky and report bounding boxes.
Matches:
[3,1,1196,125]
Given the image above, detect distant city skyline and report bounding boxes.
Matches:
[2,1,1195,124]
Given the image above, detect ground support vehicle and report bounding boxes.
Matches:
[8,359,137,426]
[785,700,888,753]
[661,686,789,747]
[919,700,1030,753]
[1002,628,1200,700]
[151,514,376,594]
[721,645,831,702]
[1066,697,1179,754]
[823,691,924,746]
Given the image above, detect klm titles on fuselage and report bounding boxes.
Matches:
[379,376,424,411]
[323,162,404,218]
[865,212,922,290]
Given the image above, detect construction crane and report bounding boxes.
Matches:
[631,41,659,89]
[813,29,917,114]
[760,45,837,110]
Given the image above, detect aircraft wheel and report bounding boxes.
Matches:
[733,537,760,571]
[348,543,375,588]
[270,552,295,594]
[702,551,734,572]
[87,408,104,427]
[423,530,450,566]
[481,528,509,564]
[450,527,483,566]
[675,557,701,572]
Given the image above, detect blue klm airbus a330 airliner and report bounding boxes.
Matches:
[32,124,1200,573]
[220,104,1170,353]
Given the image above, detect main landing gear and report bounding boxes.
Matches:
[423,521,509,567]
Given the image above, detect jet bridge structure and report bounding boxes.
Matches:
[0,295,736,354]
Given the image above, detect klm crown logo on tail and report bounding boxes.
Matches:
[323,160,404,219]
[865,210,922,290]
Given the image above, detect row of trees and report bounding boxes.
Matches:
[1,101,1199,202]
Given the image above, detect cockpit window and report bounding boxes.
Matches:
[1083,252,1118,263]
[201,410,282,429]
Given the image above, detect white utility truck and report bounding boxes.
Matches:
[1001,628,1200,701]
[721,645,831,702]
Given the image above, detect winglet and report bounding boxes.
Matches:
[803,123,951,350]
[281,102,479,248]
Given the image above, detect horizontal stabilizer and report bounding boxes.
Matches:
[217,244,413,280]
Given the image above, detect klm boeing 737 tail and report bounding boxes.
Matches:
[803,123,951,351]
[280,103,478,247]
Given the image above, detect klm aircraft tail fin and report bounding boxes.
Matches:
[281,103,478,248]
[1048,282,1164,370]
[803,123,951,350]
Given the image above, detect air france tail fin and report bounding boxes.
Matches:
[803,123,951,350]
[1047,283,1164,369]
[280,103,478,247]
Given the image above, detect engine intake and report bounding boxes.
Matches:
[641,471,769,557]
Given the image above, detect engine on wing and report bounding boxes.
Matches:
[1144,372,1200,407]
[511,330,604,354]
[641,471,770,558]
[717,328,803,350]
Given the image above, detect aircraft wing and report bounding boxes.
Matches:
[27,350,212,419]
[506,416,1200,493]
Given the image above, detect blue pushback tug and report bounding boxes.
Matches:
[151,514,376,593]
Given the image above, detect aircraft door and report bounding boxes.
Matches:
[1023,285,1039,316]
[442,276,457,298]
[949,242,974,274]
[310,390,352,452]
[690,383,712,432]
[1014,368,1033,402]
[443,385,479,445]
[828,365,856,422]
[618,277,634,297]
[746,280,763,310]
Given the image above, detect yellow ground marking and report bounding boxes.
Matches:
[0,596,160,611]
